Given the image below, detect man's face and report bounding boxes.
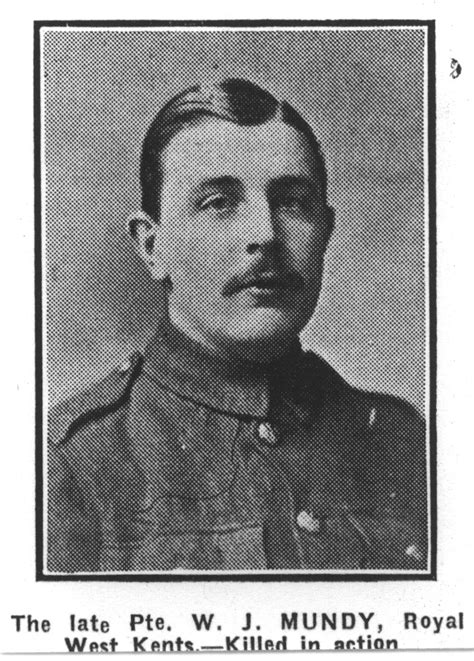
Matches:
[154,117,332,360]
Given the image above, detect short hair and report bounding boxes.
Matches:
[140,78,328,219]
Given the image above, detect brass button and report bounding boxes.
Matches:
[257,421,277,445]
[405,544,423,562]
[119,358,131,373]
[297,510,320,534]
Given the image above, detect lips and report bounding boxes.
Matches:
[241,273,293,292]
[222,267,304,297]
[234,271,303,296]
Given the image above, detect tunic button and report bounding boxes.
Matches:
[297,510,320,534]
[257,421,277,445]
[405,544,423,562]
[119,358,131,373]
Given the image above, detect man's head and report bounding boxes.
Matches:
[129,78,333,362]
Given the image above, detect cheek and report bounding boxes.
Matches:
[163,225,229,287]
[282,223,328,271]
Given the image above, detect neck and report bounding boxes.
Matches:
[168,306,296,365]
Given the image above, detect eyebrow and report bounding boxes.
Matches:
[191,174,321,199]
[268,175,320,193]
[193,176,243,195]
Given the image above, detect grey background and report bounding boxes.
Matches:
[43,27,427,410]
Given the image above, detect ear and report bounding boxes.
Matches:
[127,211,168,280]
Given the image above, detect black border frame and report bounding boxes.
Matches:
[34,19,436,582]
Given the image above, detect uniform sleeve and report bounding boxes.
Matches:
[372,396,427,521]
[362,395,429,569]
[47,443,102,573]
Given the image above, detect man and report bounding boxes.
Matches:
[47,78,427,573]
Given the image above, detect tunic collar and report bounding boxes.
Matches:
[141,317,309,419]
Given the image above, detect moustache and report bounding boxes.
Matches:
[222,265,305,297]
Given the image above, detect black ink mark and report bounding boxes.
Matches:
[450,59,462,79]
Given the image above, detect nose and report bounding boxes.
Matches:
[243,193,276,255]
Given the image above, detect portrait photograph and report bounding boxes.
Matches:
[37,22,434,579]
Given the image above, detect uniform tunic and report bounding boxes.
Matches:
[47,320,428,573]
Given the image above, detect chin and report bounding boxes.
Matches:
[220,309,305,361]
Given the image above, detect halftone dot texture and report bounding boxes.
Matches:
[47,323,427,573]
[43,28,426,411]
[44,28,429,574]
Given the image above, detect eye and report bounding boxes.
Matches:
[275,193,310,213]
[198,193,235,213]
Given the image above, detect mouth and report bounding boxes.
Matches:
[244,278,288,292]
[237,272,302,295]
[222,268,305,299]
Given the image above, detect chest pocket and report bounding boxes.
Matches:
[100,491,267,572]
[295,503,426,571]
[99,444,270,572]
[296,507,369,570]
[101,390,269,571]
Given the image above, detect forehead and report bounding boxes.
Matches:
[160,118,316,188]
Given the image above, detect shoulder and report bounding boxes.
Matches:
[298,350,426,484]
[48,351,143,447]
[300,349,424,431]
[299,352,428,554]
[46,355,143,573]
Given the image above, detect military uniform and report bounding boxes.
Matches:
[48,319,427,573]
